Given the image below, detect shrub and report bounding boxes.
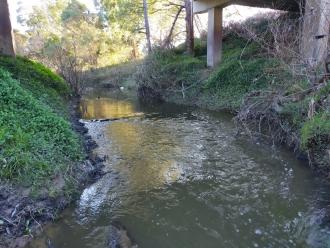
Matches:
[301,112,330,150]
[173,38,207,57]
[136,49,205,91]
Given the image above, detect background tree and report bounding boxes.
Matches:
[21,0,112,94]
[184,0,194,55]
[143,0,152,53]
[16,0,198,94]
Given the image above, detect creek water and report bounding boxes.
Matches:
[28,90,330,248]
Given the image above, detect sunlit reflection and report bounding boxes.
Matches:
[80,98,143,119]
[105,121,182,190]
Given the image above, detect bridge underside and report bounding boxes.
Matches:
[194,0,301,14]
[194,0,329,68]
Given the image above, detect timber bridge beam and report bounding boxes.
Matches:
[194,0,330,67]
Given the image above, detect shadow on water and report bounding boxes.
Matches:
[28,89,330,248]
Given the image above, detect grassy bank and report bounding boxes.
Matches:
[137,35,279,111]
[0,56,83,189]
[0,56,103,247]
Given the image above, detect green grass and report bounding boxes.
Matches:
[301,112,330,150]
[203,36,277,109]
[136,49,205,91]
[157,52,205,86]
[0,56,68,94]
[0,56,70,117]
[0,57,82,188]
[299,80,330,152]
[143,36,279,111]
[173,38,207,57]
[280,99,309,128]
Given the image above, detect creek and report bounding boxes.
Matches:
[28,89,330,248]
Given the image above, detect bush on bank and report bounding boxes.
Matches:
[136,48,205,93]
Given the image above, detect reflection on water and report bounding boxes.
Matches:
[80,97,143,120]
[106,121,182,189]
[27,91,330,248]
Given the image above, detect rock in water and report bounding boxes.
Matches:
[108,224,138,248]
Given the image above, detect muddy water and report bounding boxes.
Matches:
[28,90,330,248]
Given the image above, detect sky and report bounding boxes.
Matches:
[8,0,97,31]
[8,0,274,32]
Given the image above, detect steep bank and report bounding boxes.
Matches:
[0,56,103,247]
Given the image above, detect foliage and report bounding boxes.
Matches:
[101,0,192,53]
[280,98,310,128]
[101,0,143,34]
[202,36,274,109]
[21,0,116,93]
[136,48,205,91]
[137,35,275,110]
[0,61,82,186]
[173,37,207,57]
[299,81,330,153]
[61,0,87,22]
[193,38,208,57]
[301,112,330,150]
[18,0,192,88]
[0,56,68,94]
[84,60,141,89]
[0,56,69,116]
[315,80,330,102]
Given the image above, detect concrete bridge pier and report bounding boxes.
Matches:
[207,6,223,67]
[301,0,330,68]
[0,0,16,57]
[194,0,330,68]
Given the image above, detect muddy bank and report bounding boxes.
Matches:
[0,97,105,248]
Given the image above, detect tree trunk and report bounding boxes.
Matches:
[163,6,183,48]
[0,0,15,56]
[185,0,194,55]
[143,0,152,54]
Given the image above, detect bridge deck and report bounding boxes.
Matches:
[194,0,301,13]
[193,0,329,68]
